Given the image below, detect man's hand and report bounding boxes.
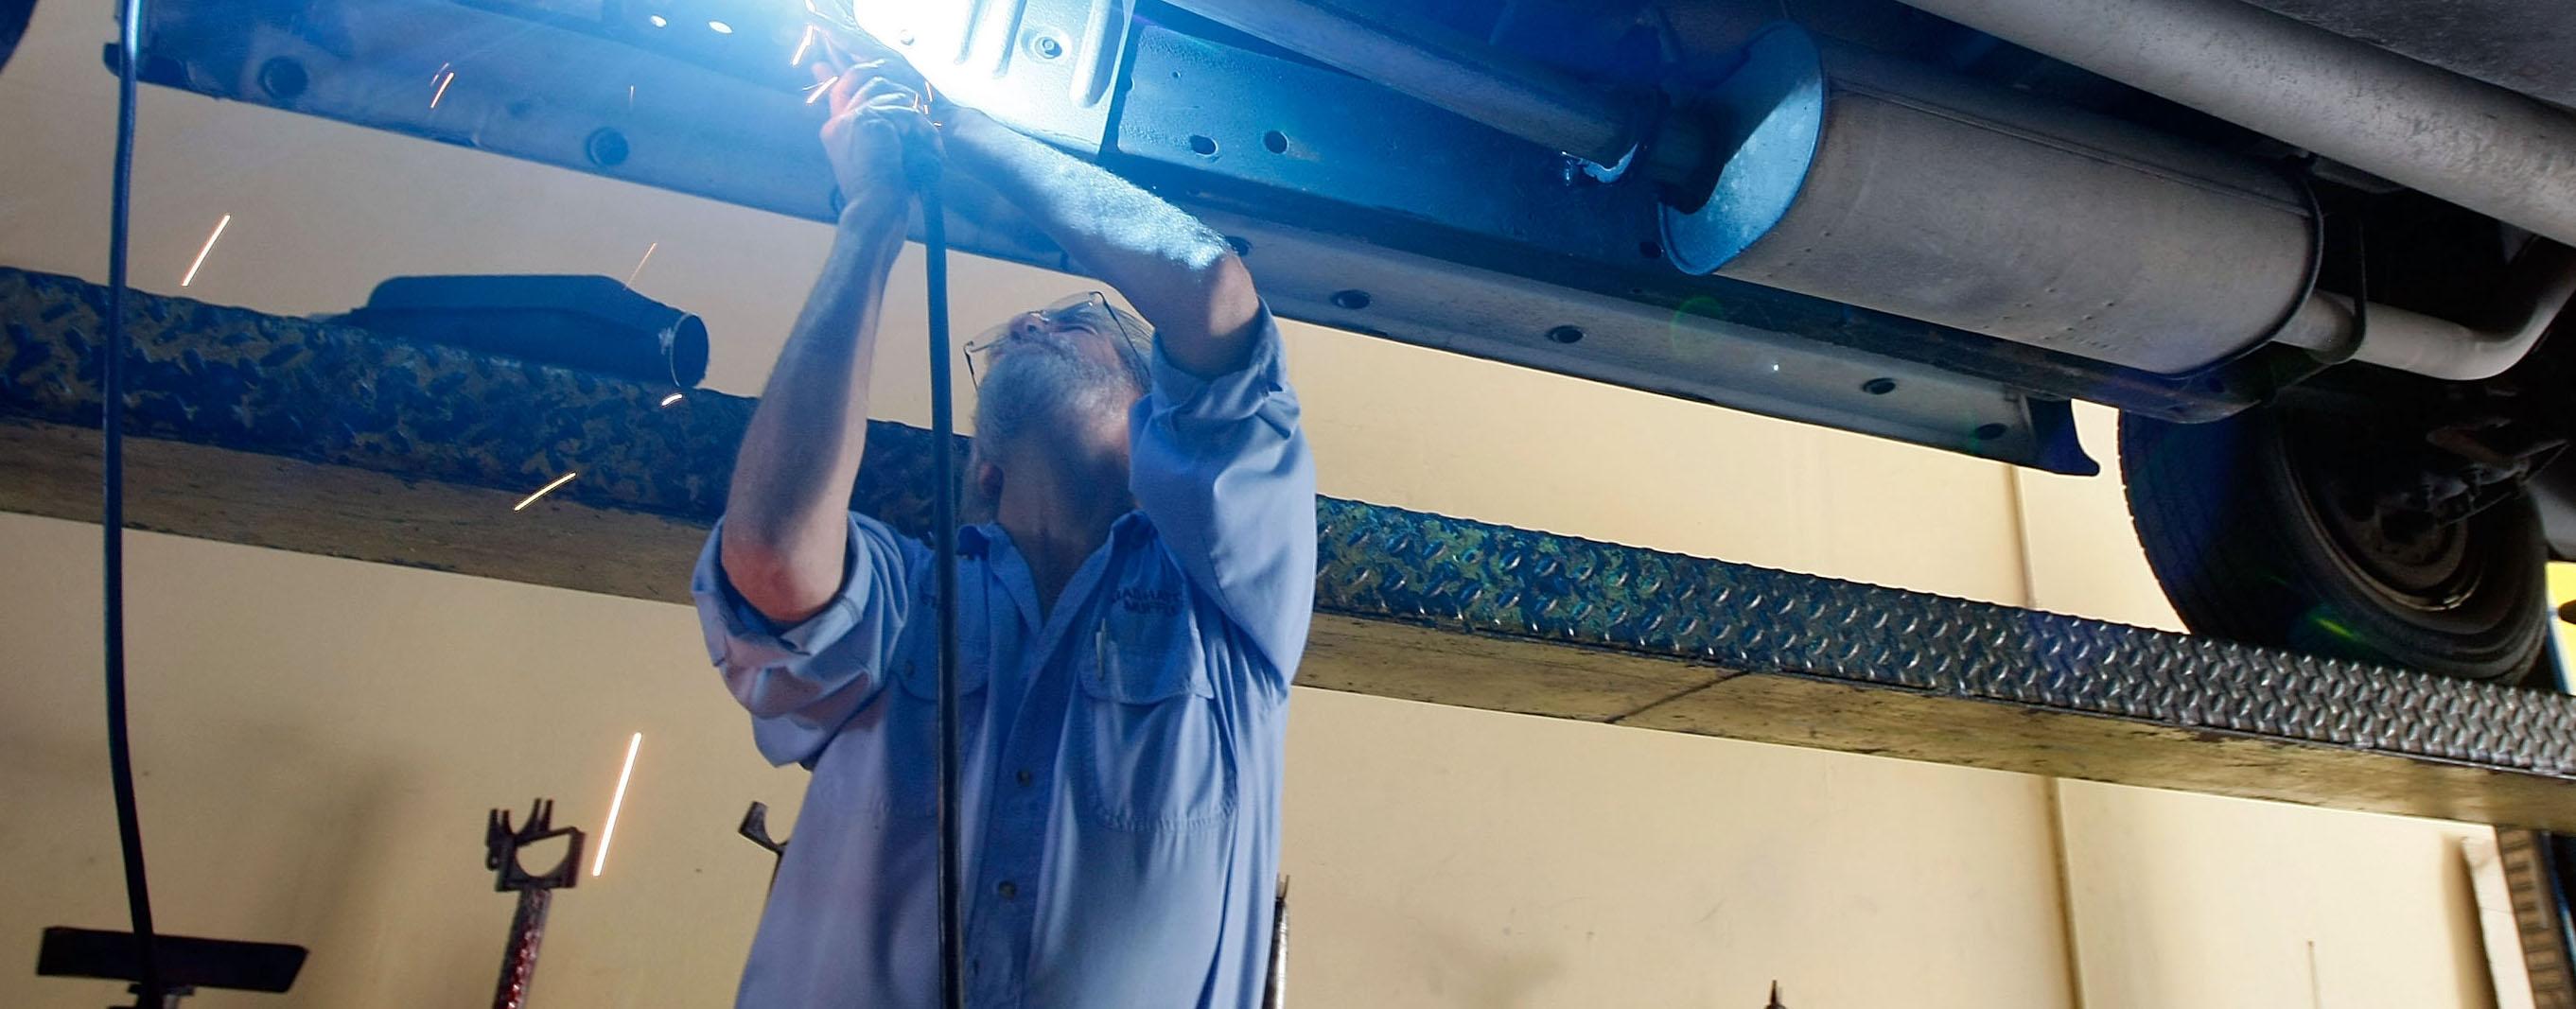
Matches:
[812,26,1260,375]
[814,61,938,208]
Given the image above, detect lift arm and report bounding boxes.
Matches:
[5,267,2573,829]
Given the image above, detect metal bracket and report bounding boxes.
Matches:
[737,801,790,892]
[486,798,586,894]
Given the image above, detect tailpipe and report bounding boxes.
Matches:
[1892,0,2576,252]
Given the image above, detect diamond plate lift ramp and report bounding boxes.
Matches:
[7,266,2576,829]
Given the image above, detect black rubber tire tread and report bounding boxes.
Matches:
[2118,406,2549,681]
[0,1,33,77]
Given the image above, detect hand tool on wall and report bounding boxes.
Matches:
[485,798,587,1009]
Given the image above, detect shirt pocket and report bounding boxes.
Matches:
[883,624,990,823]
[1070,605,1234,832]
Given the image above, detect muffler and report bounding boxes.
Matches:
[1662,26,2318,375]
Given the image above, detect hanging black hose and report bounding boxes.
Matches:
[907,137,967,1009]
[102,0,166,1003]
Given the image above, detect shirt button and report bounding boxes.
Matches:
[1015,769,1034,787]
[998,880,1018,900]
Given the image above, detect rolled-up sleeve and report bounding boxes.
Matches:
[691,513,924,767]
[1129,305,1318,683]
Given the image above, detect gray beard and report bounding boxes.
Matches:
[973,341,1133,461]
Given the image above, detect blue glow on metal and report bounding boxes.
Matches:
[1660,24,1827,276]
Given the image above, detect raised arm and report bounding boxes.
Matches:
[719,69,934,623]
[942,109,1264,378]
[933,99,1314,680]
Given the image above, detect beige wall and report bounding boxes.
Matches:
[0,513,2073,1008]
[0,3,2507,1006]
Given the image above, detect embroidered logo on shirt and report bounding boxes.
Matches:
[1113,585,1182,616]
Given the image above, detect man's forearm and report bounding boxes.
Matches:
[721,194,911,622]
[944,111,1261,376]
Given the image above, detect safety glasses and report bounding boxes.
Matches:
[962,291,1150,389]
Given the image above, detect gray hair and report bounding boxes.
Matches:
[1054,296,1155,391]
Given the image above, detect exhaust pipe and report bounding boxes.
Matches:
[1893,0,2576,252]
[2275,242,2576,382]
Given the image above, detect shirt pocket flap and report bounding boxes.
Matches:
[895,617,990,700]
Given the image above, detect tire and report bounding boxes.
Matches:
[2118,404,2550,681]
[0,1,33,78]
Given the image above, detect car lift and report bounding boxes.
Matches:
[4,265,2574,834]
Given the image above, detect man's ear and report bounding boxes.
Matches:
[973,459,1005,506]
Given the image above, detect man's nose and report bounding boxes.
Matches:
[1009,313,1049,339]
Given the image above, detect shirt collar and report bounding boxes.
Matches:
[958,522,1003,557]
[1109,509,1155,548]
[959,513,1153,556]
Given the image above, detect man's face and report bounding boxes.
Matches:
[971,296,1148,460]
[973,297,1147,390]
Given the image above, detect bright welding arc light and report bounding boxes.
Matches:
[591,732,642,878]
[708,19,733,34]
[647,13,668,27]
[658,392,684,408]
[180,214,231,287]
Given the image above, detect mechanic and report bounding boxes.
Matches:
[686,47,1316,1009]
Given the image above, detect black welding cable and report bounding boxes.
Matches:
[102,0,166,1003]
[911,146,966,1009]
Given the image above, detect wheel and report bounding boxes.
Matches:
[2118,403,2550,681]
[0,1,33,78]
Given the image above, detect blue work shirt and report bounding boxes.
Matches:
[691,309,1314,1008]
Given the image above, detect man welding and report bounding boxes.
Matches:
[687,41,1314,1009]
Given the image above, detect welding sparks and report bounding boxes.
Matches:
[707,19,734,34]
[430,61,451,84]
[590,732,642,878]
[512,471,577,511]
[788,25,818,67]
[803,78,834,104]
[429,69,456,109]
[627,241,658,285]
[658,392,685,408]
[180,213,232,287]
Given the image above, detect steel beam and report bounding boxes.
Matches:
[8,266,2576,828]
